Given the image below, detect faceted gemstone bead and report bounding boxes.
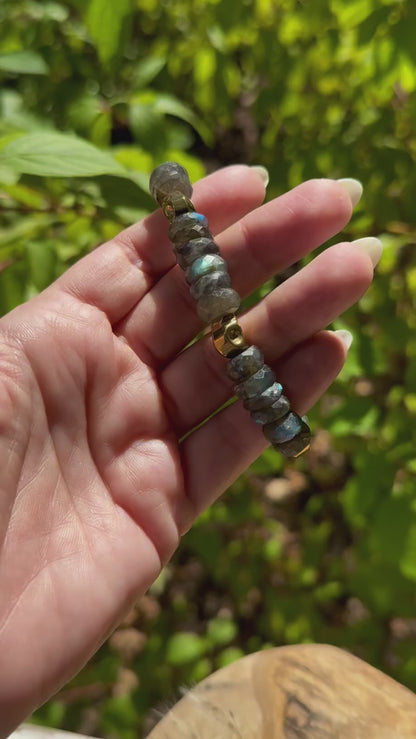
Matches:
[234,365,275,400]
[196,288,241,323]
[250,395,291,425]
[190,271,231,300]
[175,237,219,269]
[263,412,302,445]
[274,421,311,458]
[169,212,211,245]
[149,162,193,205]
[186,254,227,284]
[226,345,264,382]
[243,382,283,410]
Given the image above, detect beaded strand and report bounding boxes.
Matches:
[149,162,311,458]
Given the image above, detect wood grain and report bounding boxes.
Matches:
[147,644,416,738]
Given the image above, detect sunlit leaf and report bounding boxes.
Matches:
[0,133,127,177]
[0,51,48,75]
[166,633,208,666]
[85,0,132,64]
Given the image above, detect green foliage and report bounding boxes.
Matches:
[0,132,129,177]
[1,0,416,734]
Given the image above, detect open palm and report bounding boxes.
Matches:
[0,166,376,735]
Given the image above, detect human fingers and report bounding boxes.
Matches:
[179,330,350,519]
[118,178,357,367]
[51,166,266,325]
[160,238,378,436]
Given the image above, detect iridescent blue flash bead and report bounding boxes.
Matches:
[186,254,227,284]
[175,238,219,269]
[169,212,211,245]
[275,421,311,457]
[264,412,302,445]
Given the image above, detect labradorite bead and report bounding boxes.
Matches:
[190,270,231,300]
[250,395,291,425]
[234,365,275,400]
[264,412,302,445]
[149,162,193,204]
[196,288,240,323]
[274,421,311,457]
[243,382,283,411]
[186,254,227,284]
[169,212,210,245]
[175,238,219,269]
[226,345,264,382]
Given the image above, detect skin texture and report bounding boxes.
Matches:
[0,167,375,736]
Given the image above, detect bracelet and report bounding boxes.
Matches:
[149,162,311,458]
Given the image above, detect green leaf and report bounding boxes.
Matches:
[400,525,416,582]
[166,632,208,666]
[207,617,237,647]
[132,56,166,88]
[85,0,132,64]
[0,51,48,75]
[0,133,127,178]
[26,240,57,292]
[216,647,244,669]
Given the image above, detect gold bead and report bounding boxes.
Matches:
[212,314,248,358]
[161,191,195,222]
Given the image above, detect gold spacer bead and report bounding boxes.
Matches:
[212,314,248,358]
[161,191,195,222]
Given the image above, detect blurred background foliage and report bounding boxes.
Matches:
[1,0,416,735]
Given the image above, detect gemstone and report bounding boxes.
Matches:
[263,412,302,445]
[275,421,311,457]
[186,254,227,284]
[234,365,276,400]
[226,345,264,382]
[243,382,283,410]
[196,288,241,323]
[169,212,210,245]
[250,395,291,425]
[175,238,219,269]
[190,270,231,300]
[149,162,193,205]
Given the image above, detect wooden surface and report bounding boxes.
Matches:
[147,644,416,738]
[11,644,416,739]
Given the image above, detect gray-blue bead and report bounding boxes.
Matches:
[175,238,219,269]
[169,212,210,245]
[243,382,283,410]
[196,288,240,323]
[234,365,276,400]
[263,412,302,445]
[275,421,311,457]
[190,270,231,300]
[250,395,291,425]
[226,345,264,382]
[186,254,227,284]
[149,162,192,204]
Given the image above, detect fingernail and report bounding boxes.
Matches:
[336,178,363,207]
[333,329,353,350]
[250,165,269,188]
[352,236,383,268]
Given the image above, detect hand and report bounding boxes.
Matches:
[0,166,375,735]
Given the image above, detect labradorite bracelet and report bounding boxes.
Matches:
[149,162,311,458]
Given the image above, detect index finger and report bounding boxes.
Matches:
[51,166,267,325]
